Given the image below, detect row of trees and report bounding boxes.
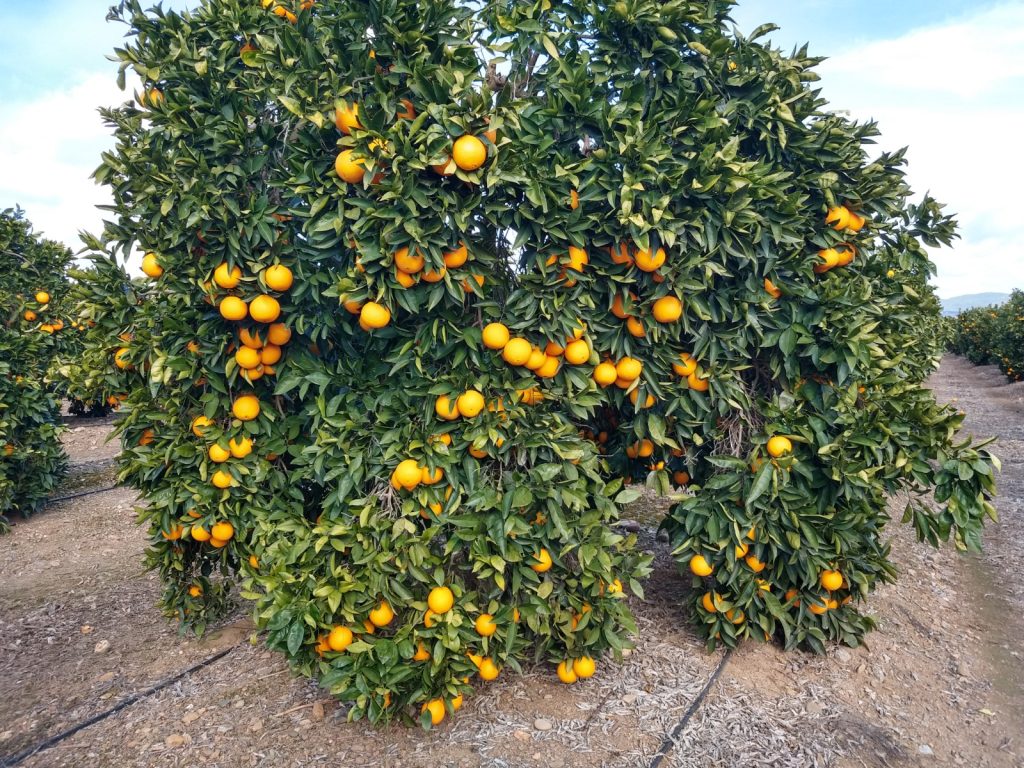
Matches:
[948,291,1024,382]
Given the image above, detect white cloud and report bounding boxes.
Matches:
[0,73,124,257]
[819,4,1024,297]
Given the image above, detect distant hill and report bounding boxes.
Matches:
[941,293,1011,316]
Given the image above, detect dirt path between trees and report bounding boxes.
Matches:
[1,355,1022,768]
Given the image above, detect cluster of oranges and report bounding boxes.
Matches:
[815,204,867,274]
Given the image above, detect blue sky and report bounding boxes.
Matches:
[1,0,1022,297]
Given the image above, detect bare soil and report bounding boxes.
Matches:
[1,357,1022,768]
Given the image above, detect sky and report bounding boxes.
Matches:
[1,1,1022,298]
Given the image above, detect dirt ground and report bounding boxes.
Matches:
[1,355,1022,768]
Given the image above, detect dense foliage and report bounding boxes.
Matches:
[0,209,73,530]
[949,291,1024,382]
[84,0,996,724]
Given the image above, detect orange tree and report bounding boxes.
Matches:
[0,208,73,530]
[91,0,995,721]
[951,291,1024,382]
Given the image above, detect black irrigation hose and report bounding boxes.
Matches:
[0,646,237,768]
[46,485,119,505]
[648,649,733,768]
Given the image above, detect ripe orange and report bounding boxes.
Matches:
[615,357,642,381]
[502,337,532,366]
[214,262,242,288]
[427,586,454,614]
[701,591,722,613]
[834,243,856,267]
[219,296,248,321]
[452,135,487,170]
[820,569,843,591]
[422,267,446,282]
[266,323,291,346]
[593,362,617,387]
[328,625,354,652]
[394,246,425,274]
[235,346,261,370]
[435,395,460,420]
[725,608,745,624]
[334,101,361,134]
[609,243,634,265]
[264,264,293,291]
[260,344,282,365]
[249,295,281,323]
[564,339,590,365]
[239,327,264,348]
[413,641,431,661]
[482,322,510,350]
[673,470,690,485]
[359,302,390,329]
[191,525,211,542]
[232,394,260,421]
[846,211,866,232]
[764,277,782,298]
[652,296,683,323]
[745,554,766,573]
[229,436,253,458]
[474,614,497,637]
[536,355,560,378]
[209,443,231,463]
[249,554,259,568]
[572,656,595,679]
[477,657,500,681]
[687,371,709,392]
[114,347,133,370]
[394,269,415,288]
[531,548,553,572]
[393,459,422,490]
[162,524,184,540]
[35,291,50,304]
[556,660,578,684]
[141,252,163,278]
[420,465,443,485]
[689,554,713,576]
[211,521,234,540]
[335,150,366,183]
[442,242,468,268]
[456,390,485,417]
[808,600,828,615]
[421,698,445,725]
[629,389,655,409]
[734,541,749,558]
[23,310,37,322]
[672,353,697,377]
[569,189,580,210]
[369,600,394,627]
[825,205,851,230]
[189,585,203,597]
[634,247,665,272]
[766,435,792,458]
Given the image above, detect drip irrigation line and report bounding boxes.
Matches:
[47,485,119,505]
[0,646,237,768]
[648,649,733,768]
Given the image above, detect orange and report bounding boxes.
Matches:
[266,323,291,345]
[609,243,634,265]
[689,554,713,576]
[209,443,231,463]
[235,346,261,370]
[396,98,416,120]
[825,205,851,230]
[474,614,497,637]
[766,435,792,458]
[735,541,749,558]
[229,436,253,458]
[745,554,766,573]
[219,296,248,321]
[557,660,578,684]
[687,371,709,392]
[634,247,665,272]
[572,656,595,679]
[701,591,722,613]
[764,278,782,298]
[394,269,415,288]
[531,548,553,572]
[629,389,655,409]
[815,248,840,273]
[846,211,866,232]
[249,554,259,568]
[462,274,485,293]
[239,327,264,348]
[482,322,510,350]
[114,347,133,370]
[327,625,354,652]
[615,357,642,381]
[141,252,163,278]
[725,608,745,625]
[232,394,261,421]
[260,344,282,365]
[249,295,281,323]
[360,302,391,329]
[162,525,184,540]
[34,291,50,304]
[834,243,856,267]
[334,101,361,134]
[211,521,234,540]
[393,459,422,490]
[422,267,446,282]
[335,150,366,183]
[593,362,617,387]
[536,356,560,378]
[264,264,293,291]
[564,339,590,365]
[477,657,500,681]
[214,263,242,288]
[191,416,214,437]
[394,246,425,274]
[443,243,468,268]
[435,395,460,420]
[610,293,630,319]
[672,353,697,377]
[191,525,211,542]
[652,296,682,323]
[524,347,546,371]
[808,600,828,615]
[427,586,454,614]
[413,641,431,661]
[673,470,690,486]
[502,337,532,366]
[369,600,394,627]
[420,465,443,485]
[569,189,580,210]
[421,698,445,726]
[23,310,37,322]
[820,569,843,591]
[567,245,588,272]
[188,585,203,597]
[457,390,485,417]
[452,135,487,171]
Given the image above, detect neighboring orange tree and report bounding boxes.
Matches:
[88,0,995,723]
[0,208,74,530]
[950,291,1024,382]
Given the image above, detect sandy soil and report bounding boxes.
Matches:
[1,357,1021,768]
